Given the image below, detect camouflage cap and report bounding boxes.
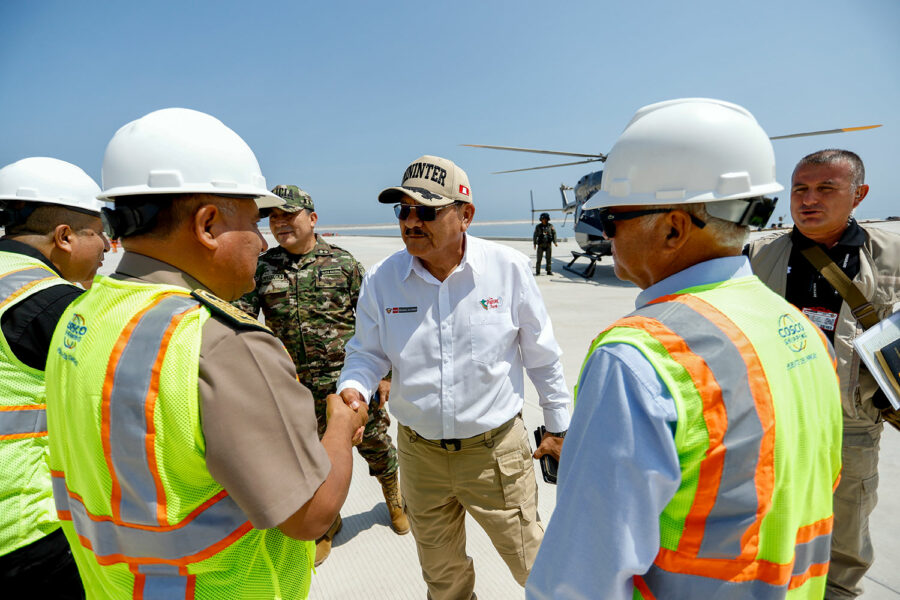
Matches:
[271,184,314,212]
[378,155,472,207]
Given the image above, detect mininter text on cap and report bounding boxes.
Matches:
[377,155,472,207]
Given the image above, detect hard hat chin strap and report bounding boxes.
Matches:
[705,197,777,228]
[101,203,161,239]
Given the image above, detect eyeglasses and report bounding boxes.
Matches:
[393,203,457,221]
[597,208,706,238]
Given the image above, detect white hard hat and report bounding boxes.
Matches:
[583,98,784,218]
[98,108,283,209]
[0,157,104,214]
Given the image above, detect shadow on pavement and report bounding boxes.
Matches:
[333,504,391,548]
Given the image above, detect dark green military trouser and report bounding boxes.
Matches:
[536,244,552,274]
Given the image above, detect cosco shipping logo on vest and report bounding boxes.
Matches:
[63,314,88,349]
[777,314,808,353]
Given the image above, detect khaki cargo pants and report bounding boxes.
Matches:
[826,405,883,600]
[398,416,543,600]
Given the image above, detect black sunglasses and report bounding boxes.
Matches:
[393,203,457,221]
[597,208,706,238]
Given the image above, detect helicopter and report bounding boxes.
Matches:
[463,123,882,278]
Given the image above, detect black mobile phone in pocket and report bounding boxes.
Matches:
[533,426,559,485]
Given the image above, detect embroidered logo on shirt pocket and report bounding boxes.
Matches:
[469,311,515,365]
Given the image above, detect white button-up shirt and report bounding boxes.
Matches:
[338,235,571,440]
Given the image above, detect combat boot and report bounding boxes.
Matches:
[377,471,410,535]
[314,514,342,567]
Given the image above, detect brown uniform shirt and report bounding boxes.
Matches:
[112,252,331,529]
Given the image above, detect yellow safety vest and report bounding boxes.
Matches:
[577,275,842,599]
[46,275,314,599]
[0,251,71,557]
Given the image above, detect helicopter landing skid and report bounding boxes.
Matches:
[563,251,601,279]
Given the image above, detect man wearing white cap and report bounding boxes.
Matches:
[337,155,571,600]
[43,108,366,599]
[527,99,842,599]
[0,157,107,597]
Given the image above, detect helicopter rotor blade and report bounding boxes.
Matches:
[491,158,605,174]
[462,144,606,160]
[769,124,881,140]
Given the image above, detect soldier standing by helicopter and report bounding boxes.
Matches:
[533,212,557,275]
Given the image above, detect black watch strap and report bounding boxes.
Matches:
[548,430,567,439]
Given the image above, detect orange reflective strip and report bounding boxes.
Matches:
[0,404,46,411]
[614,314,728,556]
[130,563,145,600]
[633,575,657,599]
[145,306,200,526]
[102,296,170,523]
[181,566,196,599]
[796,516,833,544]
[0,432,47,440]
[833,472,841,493]
[659,293,777,561]
[655,547,788,584]
[654,520,833,586]
[788,561,829,590]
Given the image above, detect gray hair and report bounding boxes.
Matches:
[638,203,748,253]
[795,149,865,189]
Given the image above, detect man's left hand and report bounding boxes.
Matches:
[376,379,391,409]
[533,431,564,462]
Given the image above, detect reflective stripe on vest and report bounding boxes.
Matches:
[637,295,772,561]
[52,294,252,571]
[134,563,193,600]
[0,266,59,310]
[52,475,250,563]
[0,266,57,439]
[105,294,202,526]
[0,405,47,439]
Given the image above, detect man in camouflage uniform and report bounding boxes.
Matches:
[532,212,557,275]
[234,185,408,566]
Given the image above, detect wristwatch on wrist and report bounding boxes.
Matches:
[548,430,567,439]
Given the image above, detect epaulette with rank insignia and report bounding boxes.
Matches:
[191,289,273,334]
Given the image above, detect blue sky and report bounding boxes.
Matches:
[2,0,898,227]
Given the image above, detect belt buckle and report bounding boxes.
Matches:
[440,439,461,452]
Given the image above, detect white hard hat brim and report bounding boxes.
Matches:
[0,193,105,214]
[582,181,784,211]
[98,185,285,209]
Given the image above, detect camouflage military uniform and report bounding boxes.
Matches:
[234,234,397,478]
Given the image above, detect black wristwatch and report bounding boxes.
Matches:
[548,430,567,439]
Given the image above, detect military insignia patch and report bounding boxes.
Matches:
[191,289,273,334]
